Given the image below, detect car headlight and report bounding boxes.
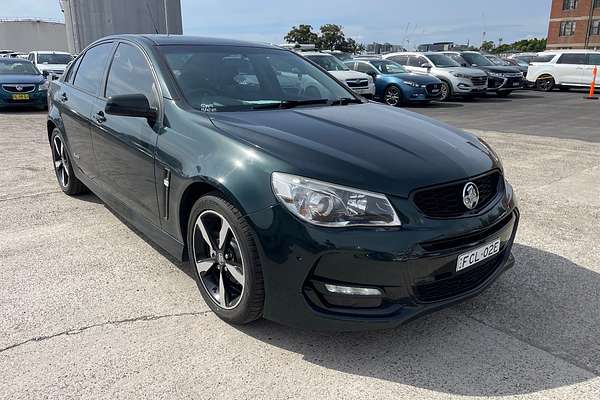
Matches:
[477,138,503,171]
[451,72,467,78]
[403,81,426,88]
[39,80,49,91]
[271,172,401,227]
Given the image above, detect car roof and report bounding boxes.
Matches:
[97,34,279,50]
[31,51,71,54]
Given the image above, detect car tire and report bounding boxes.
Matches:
[187,193,264,325]
[383,85,403,107]
[496,91,512,97]
[536,76,555,92]
[438,81,451,102]
[50,128,87,195]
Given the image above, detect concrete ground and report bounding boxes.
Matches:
[1,91,599,399]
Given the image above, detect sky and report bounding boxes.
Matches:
[1,0,551,49]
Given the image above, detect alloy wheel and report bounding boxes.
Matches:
[193,210,245,309]
[439,82,450,101]
[537,77,554,92]
[384,86,401,106]
[52,135,70,188]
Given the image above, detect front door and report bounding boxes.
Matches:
[555,53,587,85]
[91,42,161,226]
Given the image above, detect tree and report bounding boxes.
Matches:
[491,38,547,54]
[480,40,495,52]
[318,24,347,51]
[284,24,319,45]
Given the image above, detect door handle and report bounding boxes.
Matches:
[94,111,106,124]
[59,93,68,102]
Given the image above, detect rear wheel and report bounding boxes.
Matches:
[383,85,403,106]
[187,194,264,324]
[536,76,555,92]
[50,128,87,195]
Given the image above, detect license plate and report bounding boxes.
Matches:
[456,239,501,272]
[512,82,520,87]
[431,89,440,93]
[12,93,30,100]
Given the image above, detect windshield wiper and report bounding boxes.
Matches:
[330,97,363,106]
[251,99,329,110]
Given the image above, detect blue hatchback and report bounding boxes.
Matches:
[345,58,443,106]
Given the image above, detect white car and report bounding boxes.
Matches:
[527,50,600,91]
[383,52,488,101]
[302,52,376,97]
[27,51,74,80]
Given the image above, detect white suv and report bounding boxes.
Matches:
[383,52,488,101]
[527,50,600,91]
[302,52,376,97]
[27,51,74,80]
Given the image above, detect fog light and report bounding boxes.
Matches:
[324,284,382,296]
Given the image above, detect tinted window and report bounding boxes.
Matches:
[588,53,600,65]
[532,54,555,63]
[305,55,349,71]
[356,62,376,74]
[461,53,493,66]
[159,45,355,112]
[105,43,158,107]
[426,54,460,67]
[407,56,422,67]
[388,55,408,65]
[73,43,113,94]
[37,53,73,65]
[557,53,587,64]
[370,60,407,74]
[0,60,39,75]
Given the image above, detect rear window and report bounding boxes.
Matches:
[37,53,73,65]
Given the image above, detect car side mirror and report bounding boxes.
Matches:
[421,63,432,71]
[461,63,468,67]
[42,70,49,77]
[105,94,157,123]
[366,70,377,78]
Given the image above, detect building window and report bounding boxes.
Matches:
[591,20,600,36]
[595,0,600,8]
[563,0,578,10]
[560,21,577,36]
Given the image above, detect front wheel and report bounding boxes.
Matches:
[438,81,451,101]
[536,76,555,92]
[497,90,512,97]
[187,194,264,325]
[383,85,403,107]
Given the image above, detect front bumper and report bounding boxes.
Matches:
[452,77,488,95]
[248,180,519,331]
[0,89,47,108]
[349,82,376,97]
[487,75,525,92]
[404,84,443,102]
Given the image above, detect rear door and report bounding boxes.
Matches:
[585,53,600,85]
[91,41,161,226]
[555,53,587,85]
[56,42,114,179]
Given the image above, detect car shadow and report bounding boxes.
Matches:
[234,243,599,396]
[405,102,464,109]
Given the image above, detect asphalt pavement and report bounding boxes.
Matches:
[1,92,599,399]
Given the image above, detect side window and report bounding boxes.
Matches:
[64,57,82,83]
[105,43,158,107]
[588,54,600,65]
[28,54,34,62]
[73,43,113,94]
[389,55,408,65]
[557,53,587,65]
[407,56,422,67]
[356,62,375,74]
[415,56,429,67]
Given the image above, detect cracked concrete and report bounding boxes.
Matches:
[1,93,599,399]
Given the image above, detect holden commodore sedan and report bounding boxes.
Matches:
[0,58,48,110]
[47,35,519,331]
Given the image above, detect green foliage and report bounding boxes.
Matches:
[284,24,364,54]
[480,40,495,52]
[480,38,548,54]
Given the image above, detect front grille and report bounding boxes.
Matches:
[413,170,502,218]
[414,253,503,302]
[346,79,369,88]
[2,84,35,93]
[426,83,442,95]
[471,76,487,86]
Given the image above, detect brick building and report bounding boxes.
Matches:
[547,0,600,49]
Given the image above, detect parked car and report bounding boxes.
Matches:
[28,51,74,80]
[0,58,48,110]
[383,52,488,101]
[302,52,376,97]
[502,58,529,77]
[507,53,539,65]
[441,51,524,97]
[527,50,600,91]
[48,35,519,331]
[346,58,443,106]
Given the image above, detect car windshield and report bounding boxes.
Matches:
[37,53,73,65]
[426,54,461,68]
[159,45,358,112]
[486,55,509,66]
[461,53,494,66]
[305,54,350,71]
[0,60,39,75]
[369,60,407,74]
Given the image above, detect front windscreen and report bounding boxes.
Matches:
[370,60,407,74]
[0,61,39,75]
[461,52,493,66]
[305,54,350,71]
[159,45,356,112]
[37,53,73,65]
[426,54,461,68]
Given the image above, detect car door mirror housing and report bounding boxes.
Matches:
[105,94,157,122]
